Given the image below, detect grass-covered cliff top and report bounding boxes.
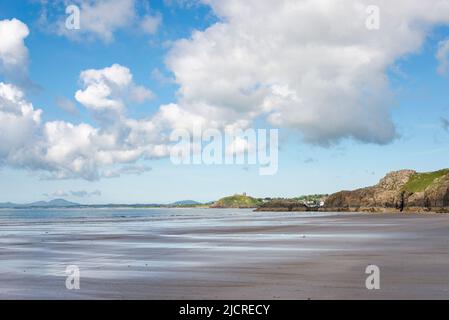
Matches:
[403,169,449,193]
[212,194,263,208]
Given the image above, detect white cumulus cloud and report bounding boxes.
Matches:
[0,18,30,83]
[0,83,41,161]
[39,0,163,42]
[75,64,153,114]
[1,63,173,180]
[166,0,449,145]
[58,0,137,42]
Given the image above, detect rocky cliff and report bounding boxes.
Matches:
[324,169,449,213]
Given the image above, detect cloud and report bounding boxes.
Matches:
[165,0,449,145]
[437,39,449,75]
[5,3,449,180]
[225,136,253,157]
[75,64,153,114]
[0,82,42,162]
[38,0,163,42]
[43,190,68,198]
[0,62,174,180]
[0,19,166,180]
[141,14,162,35]
[304,158,317,164]
[58,0,137,42]
[0,19,30,84]
[55,97,79,115]
[151,68,174,85]
[129,85,154,103]
[30,117,163,180]
[44,189,102,198]
[70,190,102,197]
[102,164,152,178]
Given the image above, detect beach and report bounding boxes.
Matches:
[1,209,449,299]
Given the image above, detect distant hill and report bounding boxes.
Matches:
[0,199,206,209]
[27,199,80,207]
[0,199,80,208]
[0,202,17,208]
[211,194,262,208]
[170,200,201,206]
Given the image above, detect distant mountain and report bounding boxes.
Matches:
[0,202,17,208]
[171,200,201,206]
[27,199,80,207]
[0,199,80,208]
[0,199,206,209]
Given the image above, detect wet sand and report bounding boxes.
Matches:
[1,209,449,299]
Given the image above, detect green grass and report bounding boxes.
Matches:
[403,169,449,193]
[213,194,262,208]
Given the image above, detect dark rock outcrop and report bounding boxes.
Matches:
[324,169,449,213]
[255,199,310,212]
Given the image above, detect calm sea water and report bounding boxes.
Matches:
[0,207,334,220]
[0,208,341,233]
[0,207,192,220]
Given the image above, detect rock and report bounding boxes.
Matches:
[324,169,449,212]
[255,199,310,212]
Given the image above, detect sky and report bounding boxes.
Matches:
[1,0,449,204]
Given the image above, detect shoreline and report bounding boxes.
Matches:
[255,207,449,214]
[2,206,449,214]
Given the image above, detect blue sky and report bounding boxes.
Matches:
[1,0,449,204]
